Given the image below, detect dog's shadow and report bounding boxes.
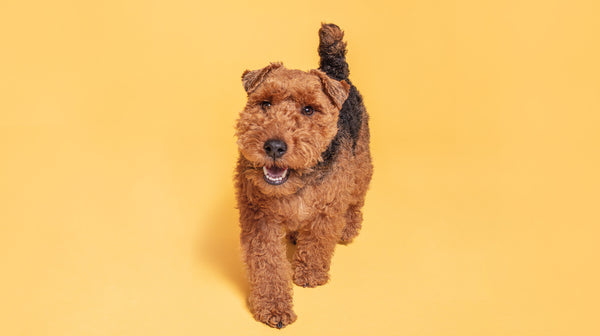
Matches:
[198,194,249,298]
[198,194,299,301]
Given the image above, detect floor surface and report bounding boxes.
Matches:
[1,1,599,335]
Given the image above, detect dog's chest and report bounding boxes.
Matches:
[294,197,311,222]
[274,194,314,228]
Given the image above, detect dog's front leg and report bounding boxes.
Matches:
[240,217,296,328]
[293,214,344,288]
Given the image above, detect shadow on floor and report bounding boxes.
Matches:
[198,193,249,298]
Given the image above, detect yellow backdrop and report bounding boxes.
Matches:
[1,0,599,335]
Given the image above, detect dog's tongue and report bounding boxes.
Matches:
[266,166,286,177]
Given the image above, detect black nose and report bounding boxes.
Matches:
[264,139,287,159]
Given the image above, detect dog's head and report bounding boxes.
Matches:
[236,62,350,196]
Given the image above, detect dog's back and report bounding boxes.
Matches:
[317,23,372,244]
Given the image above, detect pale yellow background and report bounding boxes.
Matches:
[1,0,599,335]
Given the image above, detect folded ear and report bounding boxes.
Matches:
[310,69,351,109]
[241,62,283,94]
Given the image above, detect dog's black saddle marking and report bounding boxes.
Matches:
[320,79,363,165]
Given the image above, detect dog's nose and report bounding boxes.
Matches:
[264,139,287,159]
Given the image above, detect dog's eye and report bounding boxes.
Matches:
[301,106,314,116]
[260,101,271,109]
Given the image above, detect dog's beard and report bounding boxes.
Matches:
[237,152,322,196]
[240,165,301,196]
[237,138,332,196]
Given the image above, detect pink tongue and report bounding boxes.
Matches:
[267,166,285,176]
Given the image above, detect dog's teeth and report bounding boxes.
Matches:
[263,167,289,184]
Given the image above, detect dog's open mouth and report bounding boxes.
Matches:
[263,166,289,185]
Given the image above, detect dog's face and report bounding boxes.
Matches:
[236,63,350,196]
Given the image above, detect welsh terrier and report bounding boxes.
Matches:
[234,23,373,328]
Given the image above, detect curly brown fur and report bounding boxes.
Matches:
[235,23,373,329]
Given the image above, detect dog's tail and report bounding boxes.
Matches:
[318,23,349,81]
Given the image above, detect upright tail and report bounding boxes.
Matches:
[318,23,349,81]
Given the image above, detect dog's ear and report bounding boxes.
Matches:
[241,62,283,94]
[310,69,351,110]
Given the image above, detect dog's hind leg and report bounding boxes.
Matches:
[339,204,363,244]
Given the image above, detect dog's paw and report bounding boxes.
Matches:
[338,232,356,245]
[293,264,329,288]
[253,305,297,329]
[338,230,359,244]
[339,214,361,244]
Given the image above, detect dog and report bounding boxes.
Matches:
[234,23,372,328]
